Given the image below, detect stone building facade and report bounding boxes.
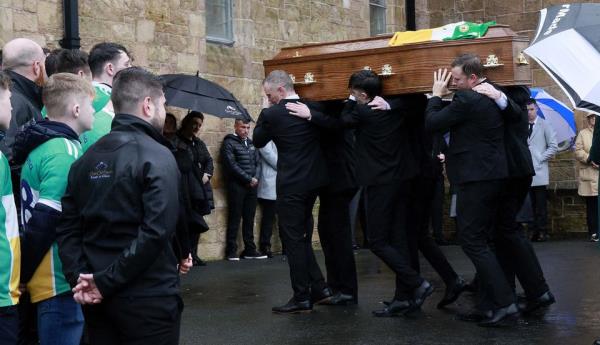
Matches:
[0,0,596,258]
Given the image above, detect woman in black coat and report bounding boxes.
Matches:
[172,111,215,266]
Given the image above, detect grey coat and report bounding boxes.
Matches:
[527,117,558,186]
[257,141,277,200]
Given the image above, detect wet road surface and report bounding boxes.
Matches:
[179,240,600,345]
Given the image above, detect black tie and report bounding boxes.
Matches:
[528,123,534,138]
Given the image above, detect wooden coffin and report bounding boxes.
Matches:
[263,25,531,101]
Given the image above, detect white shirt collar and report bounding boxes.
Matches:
[284,94,300,100]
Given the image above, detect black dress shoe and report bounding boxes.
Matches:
[593,339,600,345]
[372,299,413,317]
[478,303,520,327]
[272,298,312,314]
[412,280,434,308]
[437,277,467,309]
[518,291,555,314]
[311,287,333,305]
[456,309,492,322]
[321,292,357,306]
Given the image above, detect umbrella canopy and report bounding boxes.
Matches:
[161,73,252,121]
[524,3,600,114]
[530,87,576,151]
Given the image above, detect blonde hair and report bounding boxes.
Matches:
[42,72,95,118]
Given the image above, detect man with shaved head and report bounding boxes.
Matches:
[0,38,46,162]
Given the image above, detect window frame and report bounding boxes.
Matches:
[369,0,387,36]
[206,0,235,46]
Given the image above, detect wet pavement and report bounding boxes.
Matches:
[179,240,600,345]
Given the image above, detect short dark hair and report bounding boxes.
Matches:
[348,70,382,98]
[451,53,483,78]
[0,71,11,91]
[88,42,129,77]
[235,118,251,125]
[525,98,537,107]
[181,111,204,129]
[111,67,164,114]
[55,49,91,76]
[45,48,64,78]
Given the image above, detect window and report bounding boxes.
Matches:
[370,0,387,36]
[206,0,234,44]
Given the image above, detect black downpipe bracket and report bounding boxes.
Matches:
[59,0,81,49]
[406,0,416,31]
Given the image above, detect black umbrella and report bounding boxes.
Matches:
[161,73,253,121]
[524,3,600,114]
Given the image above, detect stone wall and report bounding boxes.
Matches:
[0,0,594,259]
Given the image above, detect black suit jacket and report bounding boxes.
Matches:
[311,102,357,193]
[497,85,535,178]
[337,99,418,186]
[425,90,508,185]
[253,99,329,195]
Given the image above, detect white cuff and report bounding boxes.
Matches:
[496,92,508,110]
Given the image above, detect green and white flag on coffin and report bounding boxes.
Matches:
[444,21,496,41]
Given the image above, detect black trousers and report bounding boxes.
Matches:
[363,181,423,300]
[430,174,446,241]
[225,182,258,255]
[258,198,276,250]
[585,196,598,236]
[529,185,549,237]
[318,188,358,297]
[0,305,18,345]
[456,179,514,309]
[83,295,183,345]
[407,177,458,286]
[277,190,326,301]
[492,176,549,302]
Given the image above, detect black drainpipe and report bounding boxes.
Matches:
[59,0,81,49]
[406,0,416,31]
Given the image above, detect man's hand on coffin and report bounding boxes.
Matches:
[432,68,451,98]
[368,96,391,110]
[437,153,445,163]
[286,102,312,120]
[472,82,502,100]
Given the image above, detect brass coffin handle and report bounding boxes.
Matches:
[483,54,504,68]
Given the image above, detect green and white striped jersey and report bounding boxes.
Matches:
[0,151,20,307]
[20,137,81,303]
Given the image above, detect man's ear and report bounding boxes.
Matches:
[72,103,80,119]
[106,62,114,77]
[142,96,152,117]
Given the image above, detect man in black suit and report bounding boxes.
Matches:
[473,84,555,314]
[286,100,359,305]
[253,70,332,314]
[319,70,432,317]
[425,53,518,326]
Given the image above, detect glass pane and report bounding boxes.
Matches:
[206,0,233,41]
[370,6,386,36]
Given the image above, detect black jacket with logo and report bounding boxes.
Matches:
[56,114,181,298]
[220,134,258,185]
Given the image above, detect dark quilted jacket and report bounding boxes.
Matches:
[221,134,258,184]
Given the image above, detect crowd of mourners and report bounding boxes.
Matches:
[0,34,595,345]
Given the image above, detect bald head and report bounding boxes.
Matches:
[2,38,45,81]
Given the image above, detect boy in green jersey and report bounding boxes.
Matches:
[80,42,131,151]
[0,71,20,345]
[13,73,94,345]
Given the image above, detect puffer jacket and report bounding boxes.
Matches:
[221,134,258,185]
